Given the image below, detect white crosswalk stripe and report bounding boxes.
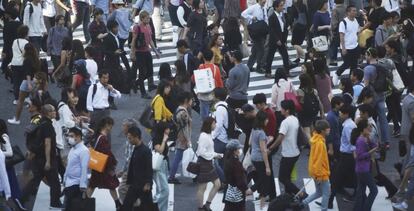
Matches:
[303,178,339,211]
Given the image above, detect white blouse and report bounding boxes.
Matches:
[196,132,217,161]
[271,79,293,111]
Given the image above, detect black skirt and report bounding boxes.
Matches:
[291,24,307,46]
[197,157,218,183]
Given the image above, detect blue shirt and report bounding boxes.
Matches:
[326,110,341,151]
[91,0,110,14]
[340,118,356,153]
[133,0,154,15]
[64,141,90,188]
[108,8,132,40]
[353,83,364,104]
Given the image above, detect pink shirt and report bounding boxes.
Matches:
[133,23,152,52]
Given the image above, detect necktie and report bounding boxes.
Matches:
[262,7,265,20]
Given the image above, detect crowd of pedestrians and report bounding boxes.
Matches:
[0,0,414,210]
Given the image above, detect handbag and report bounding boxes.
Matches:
[239,43,250,58]
[224,184,244,203]
[139,95,159,129]
[312,35,329,52]
[182,147,197,178]
[152,151,164,171]
[391,68,404,91]
[88,136,109,173]
[247,20,269,40]
[70,196,96,211]
[297,126,309,149]
[193,68,216,93]
[242,150,252,170]
[5,145,25,167]
[284,83,302,112]
[186,149,200,175]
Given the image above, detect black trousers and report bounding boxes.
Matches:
[1,49,12,72]
[132,51,154,95]
[247,37,265,71]
[336,46,360,76]
[386,90,402,131]
[51,55,61,73]
[119,38,132,72]
[22,159,61,206]
[11,65,24,100]
[265,43,290,74]
[279,156,300,195]
[331,152,356,199]
[121,185,153,211]
[64,185,82,211]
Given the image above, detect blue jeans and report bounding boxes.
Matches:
[213,138,226,182]
[375,95,390,143]
[303,180,331,211]
[354,172,378,211]
[199,100,213,121]
[169,148,184,179]
[153,160,169,211]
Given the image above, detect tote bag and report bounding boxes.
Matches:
[312,35,329,52]
[88,136,109,173]
[152,151,164,171]
[391,68,404,91]
[193,68,215,93]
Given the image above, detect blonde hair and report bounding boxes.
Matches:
[139,10,149,21]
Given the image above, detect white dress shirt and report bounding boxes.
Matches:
[212,101,229,144]
[11,38,28,66]
[196,132,218,160]
[86,82,121,112]
[0,150,11,199]
[241,3,268,24]
[275,11,285,32]
[64,141,90,188]
[177,1,191,27]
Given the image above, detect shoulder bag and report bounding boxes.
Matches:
[88,135,109,173]
[224,184,244,203]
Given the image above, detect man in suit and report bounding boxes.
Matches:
[265,0,293,78]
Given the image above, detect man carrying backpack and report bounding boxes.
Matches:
[23,0,47,52]
[363,47,391,146]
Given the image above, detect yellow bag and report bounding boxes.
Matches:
[88,136,108,173]
[358,29,374,48]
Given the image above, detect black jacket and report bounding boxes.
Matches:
[127,143,153,188]
[103,33,121,68]
[268,12,288,46]
[3,19,22,53]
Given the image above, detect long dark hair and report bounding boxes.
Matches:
[159,63,172,81]
[223,17,240,34]
[201,117,216,134]
[357,87,374,104]
[156,79,172,98]
[223,147,238,182]
[313,57,328,79]
[299,73,314,92]
[0,119,8,145]
[72,39,85,61]
[94,117,114,139]
[24,43,41,74]
[253,110,268,130]
[174,60,191,84]
[274,68,288,87]
[350,119,369,145]
[340,78,354,96]
[153,121,170,144]
[208,34,220,49]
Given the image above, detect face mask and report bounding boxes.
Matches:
[68,137,77,146]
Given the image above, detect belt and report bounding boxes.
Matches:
[93,107,109,111]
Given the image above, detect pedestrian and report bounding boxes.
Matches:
[222,17,242,52]
[87,117,121,209]
[22,104,63,209]
[71,0,91,43]
[187,0,208,56]
[152,80,173,127]
[86,70,122,130]
[1,5,21,79]
[329,0,346,66]
[209,34,224,74]
[88,8,107,69]
[120,126,154,211]
[8,43,41,125]
[0,149,11,211]
[250,110,274,209]
[174,60,192,94]
[223,140,247,211]
[196,117,222,211]
[290,0,307,64]
[0,119,27,210]
[47,15,70,83]
[350,68,365,104]
[271,68,293,126]
[51,37,72,87]
[237,104,257,154]
[174,0,193,45]
[90,0,110,23]
[301,120,331,211]
[225,50,250,110]
[168,91,193,184]
[375,12,395,47]
[130,10,160,99]
[351,119,378,211]
[63,127,90,211]
[339,77,354,106]
[108,0,132,50]
[355,87,376,121]
[42,0,56,31]
[23,0,47,51]
[313,57,332,112]
[152,122,170,211]
[132,0,158,46]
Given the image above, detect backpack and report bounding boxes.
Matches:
[74,60,92,102]
[216,104,241,140]
[32,91,61,120]
[25,120,46,155]
[168,108,187,141]
[371,64,393,93]
[300,89,320,117]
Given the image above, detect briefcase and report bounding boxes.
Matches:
[69,197,95,211]
[247,20,269,40]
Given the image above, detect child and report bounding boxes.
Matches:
[301,120,331,210]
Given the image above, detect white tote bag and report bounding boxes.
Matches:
[181,148,197,178]
[392,68,404,91]
[312,35,329,52]
[193,68,215,94]
[152,151,164,171]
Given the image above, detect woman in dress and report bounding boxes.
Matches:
[88,8,107,69]
[223,140,247,211]
[52,37,72,86]
[187,0,208,57]
[312,0,331,39]
[351,119,378,211]
[8,43,41,125]
[196,117,222,211]
[0,119,27,210]
[87,117,121,209]
[290,0,307,63]
[313,57,332,112]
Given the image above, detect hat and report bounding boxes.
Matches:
[111,0,125,4]
[226,140,243,151]
[241,104,255,113]
[175,39,188,48]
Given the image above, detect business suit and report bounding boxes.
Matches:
[265,11,290,74]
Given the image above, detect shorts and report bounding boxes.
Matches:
[19,80,34,92]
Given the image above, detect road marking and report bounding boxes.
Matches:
[204,182,225,211]
[168,184,174,211]
[371,186,393,211]
[303,178,339,211]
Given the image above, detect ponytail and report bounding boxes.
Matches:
[351,119,369,145]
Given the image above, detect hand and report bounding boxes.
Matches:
[252,17,257,22]
[276,41,282,46]
[1,53,5,59]
[369,146,378,154]
[26,151,35,160]
[43,32,48,36]
[341,48,347,55]
[28,83,33,91]
[155,51,161,59]
[265,167,271,176]
[328,148,334,156]
[44,162,51,171]
[267,136,274,143]
[215,153,223,159]
[143,183,151,192]
[107,84,114,91]
[115,49,122,55]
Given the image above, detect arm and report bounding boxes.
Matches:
[153,97,163,122]
[2,135,13,157]
[61,104,76,128]
[53,51,68,76]
[355,139,371,160]
[79,149,90,188]
[374,28,383,47]
[177,6,186,27]
[0,153,11,199]
[259,138,271,173]
[56,0,71,12]
[130,26,137,61]
[44,138,52,167]
[86,84,94,112]
[241,6,254,22]
[47,28,53,54]
[269,133,285,151]
[23,5,29,26]
[310,141,327,179]
[154,135,168,154]
[225,70,236,90]
[108,86,122,98]
[144,149,153,186]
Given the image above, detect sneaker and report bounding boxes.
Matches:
[392,201,408,211]
[8,117,20,125]
[49,203,64,210]
[168,178,181,184]
[315,201,333,209]
[24,97,31,104]
[13,100,17,105]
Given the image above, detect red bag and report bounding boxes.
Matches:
[284,92,302,112]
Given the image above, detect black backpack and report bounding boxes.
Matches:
[25,120,46,155]
[168,108,187,141]
[371,64,392,93]
[217,104,241,139]
[301,89,320,117]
